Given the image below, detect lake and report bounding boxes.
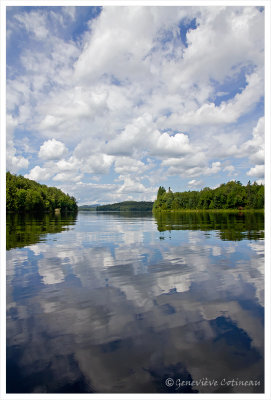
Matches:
[6,211,264,393]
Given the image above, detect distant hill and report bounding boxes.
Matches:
[96,201,154,212]
[78,204,100,211]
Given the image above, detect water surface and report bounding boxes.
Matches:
[6,211,264,393]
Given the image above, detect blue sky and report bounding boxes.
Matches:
[6,6,265,204]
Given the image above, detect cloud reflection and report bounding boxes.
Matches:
[7,212,264,393]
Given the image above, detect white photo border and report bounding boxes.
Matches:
[1,1,270,399]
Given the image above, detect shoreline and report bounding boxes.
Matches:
[153,209,264,213]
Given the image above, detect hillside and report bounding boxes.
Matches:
[6,172,78,213]
[96,201,154,212]
[78,205,99,211]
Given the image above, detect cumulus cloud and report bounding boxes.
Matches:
[74,7,188,84]
[7,153,29,173]
[117,177,150,194]
[247,164,264,179]
[6,6,264,202]
[150,131,191,157]
[106,113,192,159]
[223,165,237,177]
[223,165,235,173]
[164,71,263,128]
[162,154,221,178]
[39,139,68,160]
[25,166,52,181]
[244,117,264,165]
[82,154,114,175]
[56,157,79,172]
[176,6,264,83]
[114,157,148,175]
[53,172,82,182]
[6,114,29,173]
[188,179,202,188]
[242,117,264,181]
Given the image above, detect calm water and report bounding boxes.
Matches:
[6,211,264,393]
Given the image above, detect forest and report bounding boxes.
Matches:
[78,205,98,211]
[6,172,78,213]
[96,201,154,212]
[153,181,264,212]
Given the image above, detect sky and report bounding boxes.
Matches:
[6,5,265,205]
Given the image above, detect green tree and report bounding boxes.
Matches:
[153,180,264,212]
[6,172,78,214]
[157,186,166,198]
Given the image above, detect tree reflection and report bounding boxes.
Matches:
[7,213,78,250]
[154,211,264,241]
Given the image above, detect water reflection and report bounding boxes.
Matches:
[6,213,77,250]
[154,211,264,241]
[7,211,264,393]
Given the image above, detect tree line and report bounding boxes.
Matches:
[153,181,264,212]
[6,172,78,213]
[97,201,154,212]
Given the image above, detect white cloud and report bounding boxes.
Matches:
[25,166,52,181]
[242,117,264,180]
[53,172,82,182]
[6,6,264,201]
[164,71,263,128]
[7,154,29,173]
[150,131,191,158]
[39,139,68,160]
[68,179,157,204]
[184,161,221,178]
[114,157,148,175]
[6,114,29,173]
[162,154,221,178]
[209,161,221,173]
[83,154,114,175]
[244,117,264,164]
[117,177,149,194]
[39,115,63,131]
[74,7,187,84]
[14,11,49,39]
[223,165,236,177]
[56,157,79,172]
[247,164,264,179]
[62,6,76,21]
[223,165,235,173]
[106,113,192,159]
[188,179,202,188]
[178,6,264,83]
